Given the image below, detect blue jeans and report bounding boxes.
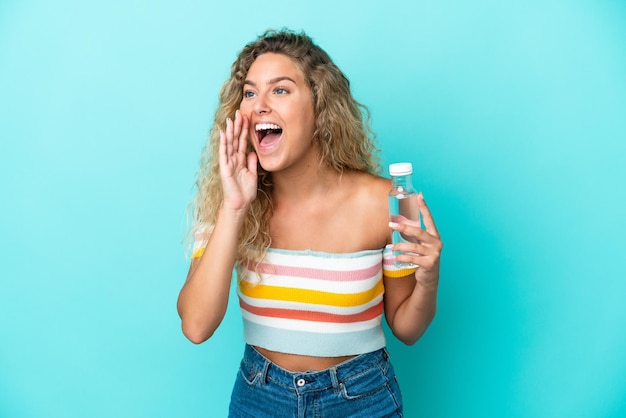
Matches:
[229,345,403,417]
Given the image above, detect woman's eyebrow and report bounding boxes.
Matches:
[244,76,297,86]
[269,76,297,84]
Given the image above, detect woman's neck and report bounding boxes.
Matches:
[271,161,344,204]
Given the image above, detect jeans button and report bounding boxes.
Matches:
[296,378,306,387]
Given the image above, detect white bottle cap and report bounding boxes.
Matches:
[389,162,413,176]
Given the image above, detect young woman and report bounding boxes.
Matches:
[177,29,442,417]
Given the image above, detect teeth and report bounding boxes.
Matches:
[255,123,281,131]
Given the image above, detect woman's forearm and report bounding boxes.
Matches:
[177,207,247,344]
[390,281,438,346]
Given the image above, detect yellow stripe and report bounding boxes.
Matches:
[239,279,384,307]
[383,267,417,278]
[192,247,205,259]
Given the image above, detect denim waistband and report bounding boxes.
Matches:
[241,344,391,394]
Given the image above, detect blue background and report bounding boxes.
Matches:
[1,0,625,417]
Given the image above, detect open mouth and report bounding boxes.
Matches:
[255,123,283,148]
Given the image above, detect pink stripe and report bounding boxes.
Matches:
[242,259,382,282]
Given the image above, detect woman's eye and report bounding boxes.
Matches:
[243,90,256,98]
[274,87,288,95]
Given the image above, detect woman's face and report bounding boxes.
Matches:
[239,53,316,173]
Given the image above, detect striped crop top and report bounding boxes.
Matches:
[192,230,416,357]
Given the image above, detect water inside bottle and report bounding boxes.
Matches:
[389,191,421,267]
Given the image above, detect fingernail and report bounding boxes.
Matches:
[235,110,240,117]
[388,221,399,229]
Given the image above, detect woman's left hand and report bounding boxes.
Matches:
[389,193,443,287]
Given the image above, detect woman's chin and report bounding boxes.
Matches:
[257,156,281,173]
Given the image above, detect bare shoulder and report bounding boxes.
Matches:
[341,171,392,248]
[345,171,391,201]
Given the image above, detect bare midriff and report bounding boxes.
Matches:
[255,346,356,372]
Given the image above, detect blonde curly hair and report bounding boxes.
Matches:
[189,29,380,271]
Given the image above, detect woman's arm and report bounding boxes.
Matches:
[177,207,247,344]
[177,112,257,344]
[383,193,443,345]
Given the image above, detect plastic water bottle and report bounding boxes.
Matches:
[388,162,420,267]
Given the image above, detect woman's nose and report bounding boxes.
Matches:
[253,95,269,115]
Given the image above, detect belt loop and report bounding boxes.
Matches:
[381,348,391,374]
[329,367,340,394]
[260,358,271,385]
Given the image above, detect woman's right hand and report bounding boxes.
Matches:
[219,110,258,211]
